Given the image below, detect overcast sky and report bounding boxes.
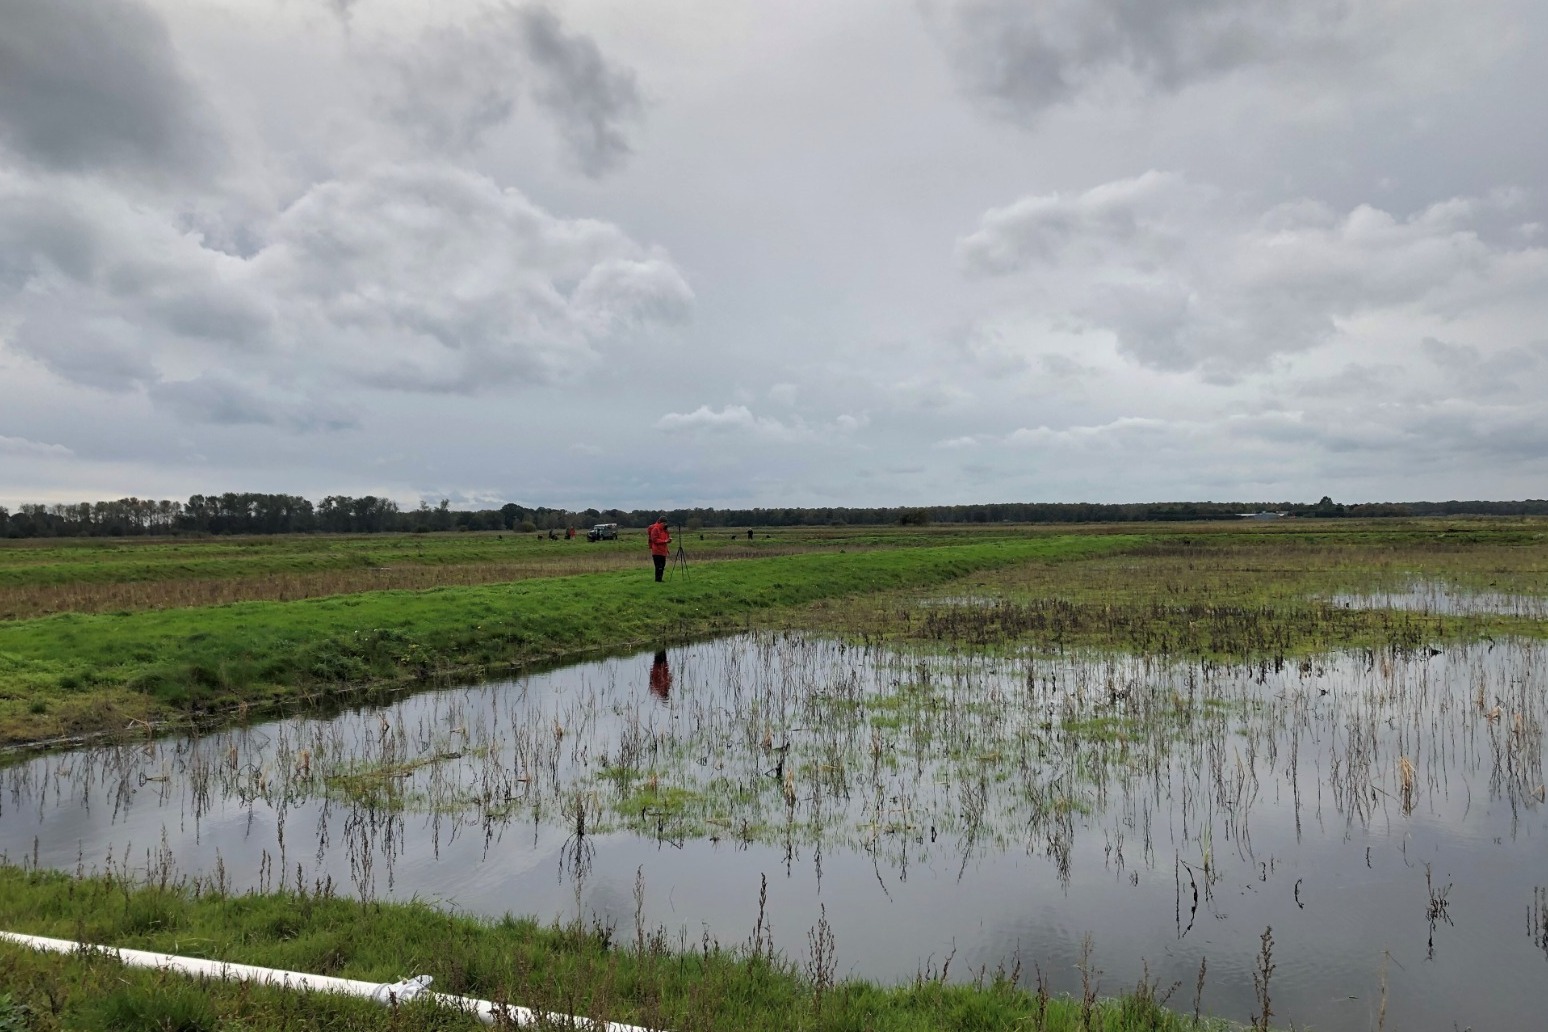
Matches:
[3,0,1546,511]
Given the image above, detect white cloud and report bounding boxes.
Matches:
[253,163,692,393]
[959,174,1548,379]
[0,162,692,414]
[0,434,72,458]
[655,404,865,443]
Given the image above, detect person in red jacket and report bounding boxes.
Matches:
[647,515,671,581]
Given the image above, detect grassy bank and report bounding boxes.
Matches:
[0,866,1240,1032]
[0,536,1124,746]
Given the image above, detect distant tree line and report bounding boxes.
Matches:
[3,492,1548,539]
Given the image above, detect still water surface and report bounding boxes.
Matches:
[2,633,1545,1031]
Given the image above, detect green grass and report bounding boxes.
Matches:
[5,519,1548,747]
[0,865,1241,1032]
[0,535,1122,745]
[0,525,1039,591]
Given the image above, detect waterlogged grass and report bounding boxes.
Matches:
[833,520,1548,659]
[0,865,1243,1032]
[0,536,1122,746]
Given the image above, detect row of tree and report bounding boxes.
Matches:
[3,493,1547,539]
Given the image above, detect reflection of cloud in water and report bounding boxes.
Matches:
[1329,580,1548,617]
[0,633,1545,1031]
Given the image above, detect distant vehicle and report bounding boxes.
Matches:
[587,523,619,541]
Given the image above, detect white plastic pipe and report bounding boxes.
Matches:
[0,930,663,1031]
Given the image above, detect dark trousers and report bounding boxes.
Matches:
[653,554,666,581]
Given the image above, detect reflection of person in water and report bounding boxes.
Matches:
[649,650,672,701]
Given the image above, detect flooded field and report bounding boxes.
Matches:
[1330,579,1548,618]
[2,630,1545,1031]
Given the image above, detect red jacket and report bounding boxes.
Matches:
[648,521,671,556]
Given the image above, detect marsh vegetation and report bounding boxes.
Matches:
[1,519,1546,1029]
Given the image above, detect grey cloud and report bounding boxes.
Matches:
[998,405,1458,469]
[9,304,158,392]
[0,0,220,178]
[1291,362,1407,401]
[521,6,642,177]
[149,375,278,426]
[930,0,1356,116]
[1420,336,1548,401]
[378,14,525,152]
[1038,353,1094,380]
[0,175,275,389]
[1405,404,1548,462]
[378,4,641,175]
[148,375,358,431]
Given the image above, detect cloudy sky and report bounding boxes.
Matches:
[3,0,1546,511]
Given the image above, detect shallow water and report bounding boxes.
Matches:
[2,633,1545,1031]
[1330,580,1548,617]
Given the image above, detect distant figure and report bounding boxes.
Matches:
[648,515,672,581]
[747,528,754,541]
[565,526,575,539]
[649,650,672,701]
[548,529,557,539]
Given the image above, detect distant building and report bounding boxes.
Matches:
[1238,511,1288,520]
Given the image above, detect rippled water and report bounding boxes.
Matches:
[2,633,1545,1031]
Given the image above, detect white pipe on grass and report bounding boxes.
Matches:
[0,930,663,1032]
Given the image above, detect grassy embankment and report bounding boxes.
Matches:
[0,533,1125,746]
[0,866,1236,1032]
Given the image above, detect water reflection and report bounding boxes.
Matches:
[649,650,672,703]
[0,633,1545,1031]
[1329,579,1548,617]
